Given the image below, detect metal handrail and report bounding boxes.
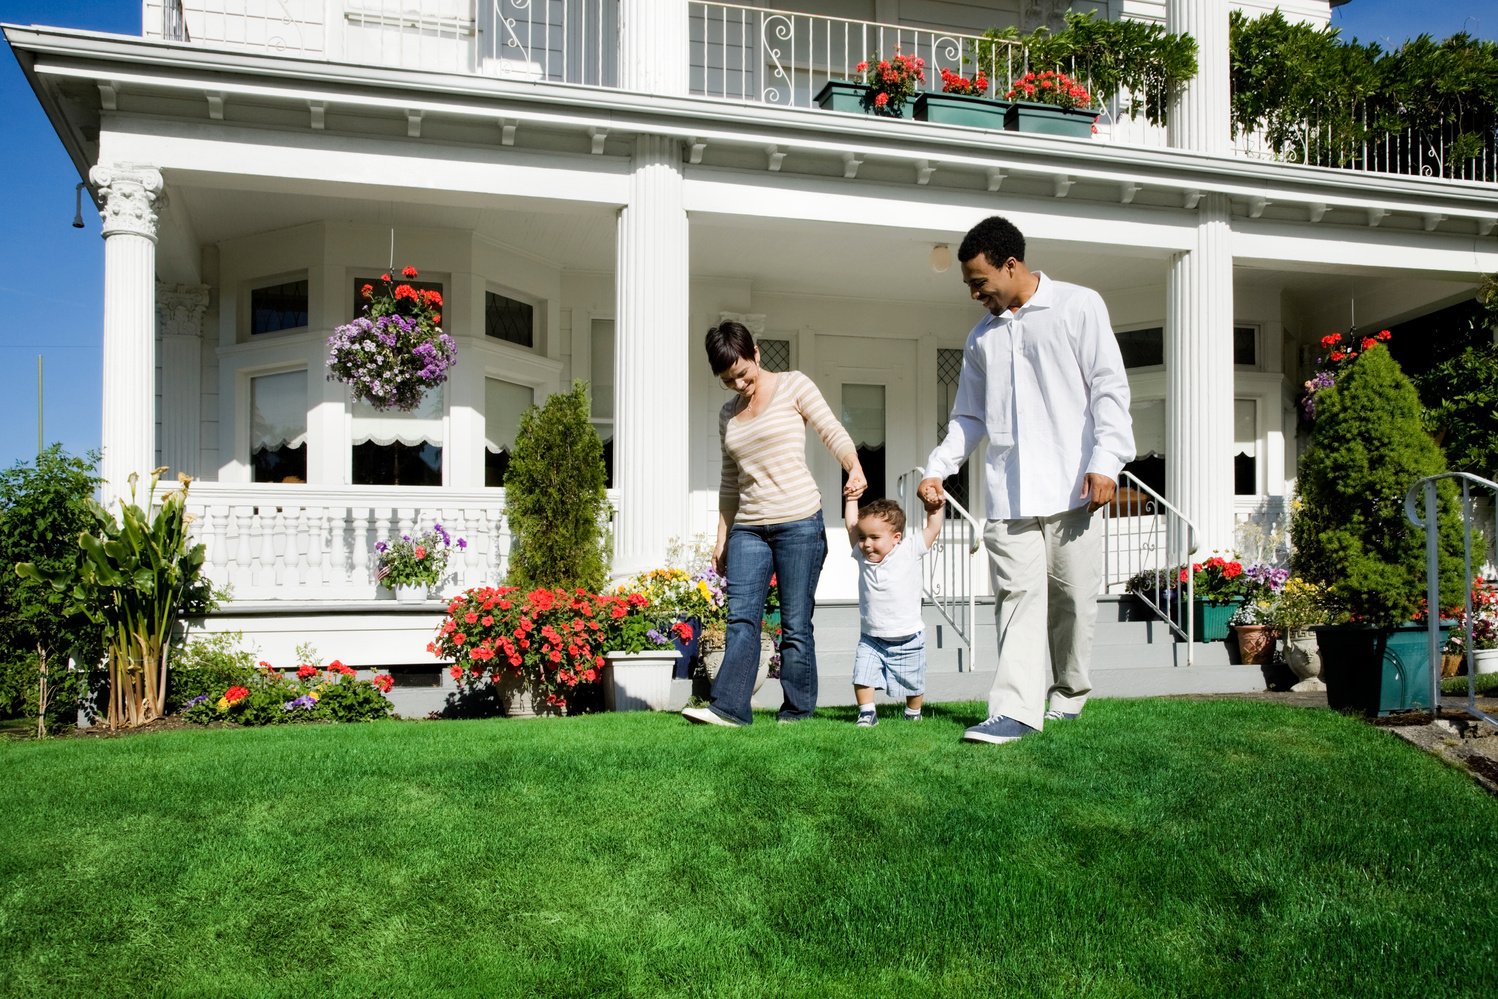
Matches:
[896,468,980,672]
[1102,470,1198,657]
[1406,471,1498,725]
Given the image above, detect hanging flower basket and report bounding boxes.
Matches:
[326,266,457,412]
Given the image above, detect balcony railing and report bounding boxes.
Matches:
[139,2,1494,185]
[145,0,618,86]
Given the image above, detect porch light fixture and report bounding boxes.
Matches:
[929,244,952,273]
[71,182,85,229]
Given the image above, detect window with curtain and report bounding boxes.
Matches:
[842,383,886,503]
[936,347,970,511]
[1235,398,1257,495]
[250,370,308,483]
[351,387,444,486]
[485,378,534,486]
[1123,398,1165,496]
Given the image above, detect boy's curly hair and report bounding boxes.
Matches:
[857,498,905,534]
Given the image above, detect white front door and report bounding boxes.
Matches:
[813,335,919,599]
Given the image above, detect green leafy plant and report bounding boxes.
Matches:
[504,381,610,593]
[166,631,260,712]
[182,657,394,726]
[17,468,215,730]
[0,445,103,736]
[977,11,1198,126]
[1291,346,1465,627]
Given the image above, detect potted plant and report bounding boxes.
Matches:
[1004,69,1099,137]
[428,585,609,717]
[1270,576,1329,682]
[1292,341,1465,714]
[1185,553,1250,642]
[913,67,1006,127]
[1442,579,1498,676]
[860,51,925,118]
[601,592,680,711]
[326,266,457,412]
[1229,588,1280,666]
[618,565,726,679]
[374,522,465,602]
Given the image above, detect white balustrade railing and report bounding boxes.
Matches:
[1233,113,1497,185]
[174,482,516,604]
[142,1,618,85]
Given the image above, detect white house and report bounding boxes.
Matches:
[5,0,1495,668]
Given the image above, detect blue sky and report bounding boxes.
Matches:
[0,0,1494,471]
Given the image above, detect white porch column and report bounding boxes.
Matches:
[613,134,689,575]
[1167,0,1231,156]
[1166,193,1236,554]
[157,283,209,480]
[92,164,164,506]
[619,0,688,95]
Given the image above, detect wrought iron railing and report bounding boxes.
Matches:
[1102,471,1198,654]
[896,469,979,673]
[1407,472,1498,724]
[896,467,1200,671]
[162,0,190,42]
[1233,107,1498,184]
[689,2,1026,108]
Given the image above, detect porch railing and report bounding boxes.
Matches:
[1406,472,1498,725]
[896,469,979,673]
[176,482,516,604]
[690,2,1025,108]
[897,467,1200,671]
[1101,471,1198,658]
[144,1,618,85]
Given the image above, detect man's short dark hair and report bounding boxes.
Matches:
[858,497,906,534]
[958,216,1026,269]
[704,320,756,375]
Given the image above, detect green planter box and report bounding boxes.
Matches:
[1316,624,1437,716]
[1005,101,1097,138]
[1192,599,1240,643]
[813,80,913,118]
[913,92,1009,128]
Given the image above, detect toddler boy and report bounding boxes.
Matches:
[844,493,944,725]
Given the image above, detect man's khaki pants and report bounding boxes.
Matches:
[981,505,1102,730]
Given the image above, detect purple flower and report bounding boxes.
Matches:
[375,541,389,554]
[186,694,208,707]
[456,538,467,550]
[647,629,668,645]
[283,695,317,712]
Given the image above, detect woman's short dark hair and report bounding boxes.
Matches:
[705,321,756,374]
[958,216,1026,269]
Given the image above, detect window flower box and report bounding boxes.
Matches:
[1005,101,1097,138]
[913,92,1009,128]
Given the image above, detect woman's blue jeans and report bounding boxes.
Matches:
[709,511,828,724]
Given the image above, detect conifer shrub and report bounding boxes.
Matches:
[503,381,610,592]
[1292,346,1464,627]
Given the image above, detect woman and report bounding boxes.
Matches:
[682,321,866,727]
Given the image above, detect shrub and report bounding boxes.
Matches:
[503,382,610,592]
[0,445,104,735]
[182,658,394,726]
[167,632,260,712]
[1291,346,1465,627]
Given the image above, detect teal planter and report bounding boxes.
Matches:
[813,80,913,118]
[814,80,867,113]
[1005,101,1097,138]
[913,92,1009,128]
[1316,624,1436,716]
[1193,600,1240,643]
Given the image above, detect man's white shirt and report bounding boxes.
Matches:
[924,272,1134,519]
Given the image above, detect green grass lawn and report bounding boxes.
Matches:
[3,699,1496,998]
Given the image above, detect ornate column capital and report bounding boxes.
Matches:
[156,283,210,339]
[89,164,165,241]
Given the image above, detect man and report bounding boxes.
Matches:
[919,216,1134,745]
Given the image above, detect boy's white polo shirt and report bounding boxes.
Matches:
[852,532,931,638]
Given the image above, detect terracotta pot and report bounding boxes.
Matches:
[1233,624,1275,665]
